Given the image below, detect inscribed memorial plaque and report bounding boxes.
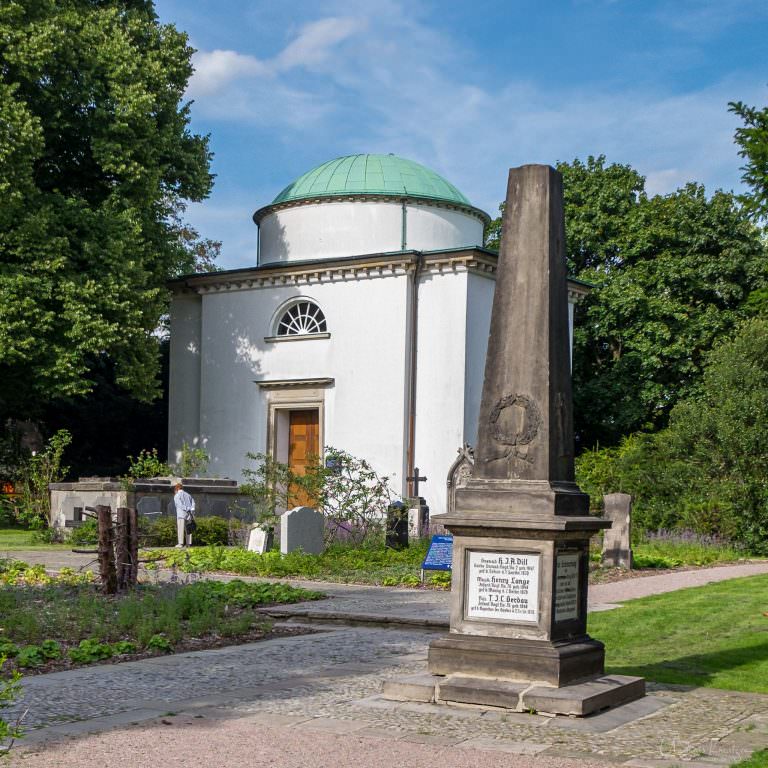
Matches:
[554,553,579,622]
[466,551,539,621]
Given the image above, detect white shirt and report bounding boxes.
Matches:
[174,489,195,519]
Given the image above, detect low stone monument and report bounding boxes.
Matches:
[446,444,475,517]
[602,493,633,568]
[408,500,429,540]
[383,165,644,716]
[247,525,273,554]
[385,501,408,549]
[280,506,325,555]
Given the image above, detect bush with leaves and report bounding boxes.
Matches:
[174,441,210,478]
[577,317,768,552]
[241,447,395,545]
[13,429,71,529]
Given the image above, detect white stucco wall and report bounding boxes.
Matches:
[259,200,484,265]
[171,276,411,488]
[412,270,470,516]
[168,294,202,463]
[404,203,484,253]
[259,201,402,264]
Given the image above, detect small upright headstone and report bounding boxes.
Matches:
[602,493,633,568]
[446,444,474,516]
[386,501,408,549]
[280,506,325,555]
[408,499,429,540]
[137,496,161,517]
[247,525,272,553]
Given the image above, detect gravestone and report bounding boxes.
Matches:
[408,499,429,540]
[137,496,161,517]
[446,444,474,516]
[384,165,644,716]
[247,525,273,554]
[385,501,408,549]
[280,506,324,555]
[602,493,633,568]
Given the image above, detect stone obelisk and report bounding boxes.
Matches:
[423,165,644,715]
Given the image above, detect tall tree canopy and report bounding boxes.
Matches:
[486,156,768,448]
[730,97,768,221]
[0,0,213,420]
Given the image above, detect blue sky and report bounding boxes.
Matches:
[153,0,768,270]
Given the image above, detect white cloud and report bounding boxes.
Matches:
[274,17,366,71]
[182,1,764,267]
[189,49,269,97]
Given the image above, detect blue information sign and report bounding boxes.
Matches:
[421,535,453,572]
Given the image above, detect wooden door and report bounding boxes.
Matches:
[288,409,319,507]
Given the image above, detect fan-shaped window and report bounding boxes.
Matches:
[277,301,327,336]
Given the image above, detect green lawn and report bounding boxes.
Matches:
[589,574,768,693]
[0,528,69,550]
[731,750,768,768]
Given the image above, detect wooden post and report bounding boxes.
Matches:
[128,507,139,587]
[116,507,129,590]
[96,505,117,595]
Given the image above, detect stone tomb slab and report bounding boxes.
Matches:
[382,673,645,717]
[280,506,324,555]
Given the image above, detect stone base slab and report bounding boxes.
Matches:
[382,673,645,717]
[428,633,605,686]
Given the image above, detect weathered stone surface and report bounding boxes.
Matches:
[281,506,324,555]
[437,676,526,709]
[428,634,605,686]
[446,444,474,517]
[602,493,633,568]
[421,165,629,713]
[473,165,576,485]
[247,526,271,553]
[522,675,646,717]
[381,674,437,703]
[407,502,429,540]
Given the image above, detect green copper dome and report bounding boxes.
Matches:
[271,154,473,207]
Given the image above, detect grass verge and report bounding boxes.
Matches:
[588,573,768,693]
[0,528,69,550]
[731,750,768,768]
[0,559,324,676]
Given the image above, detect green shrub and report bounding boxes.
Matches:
[16,645,45,668]
[113,640,137,655]
[194,516,233,546]
[143,517,177,547]
[0,641,18,658]
[69,519,98,546]
[146,634,173,653]
[68,638,114,664]
[40,640,62,660]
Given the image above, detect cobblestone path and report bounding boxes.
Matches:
[7,624,768,767]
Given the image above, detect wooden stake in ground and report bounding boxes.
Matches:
[115,507,129,590]
[96,504,117,595]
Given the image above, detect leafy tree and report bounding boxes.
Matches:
[577,318,768,552]
[730,97,768,220]
[0,0,214,420]
[489,155,767,447]
[575,180,767,445]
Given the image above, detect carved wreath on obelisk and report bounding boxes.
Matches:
[487,393,541,465]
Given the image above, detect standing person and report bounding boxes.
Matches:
[173,481,195,547]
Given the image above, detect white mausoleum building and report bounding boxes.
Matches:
[168,154,586,515]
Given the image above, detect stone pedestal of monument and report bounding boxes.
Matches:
[382,165,644,717]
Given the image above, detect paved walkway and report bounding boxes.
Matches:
[4,550,768,766]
